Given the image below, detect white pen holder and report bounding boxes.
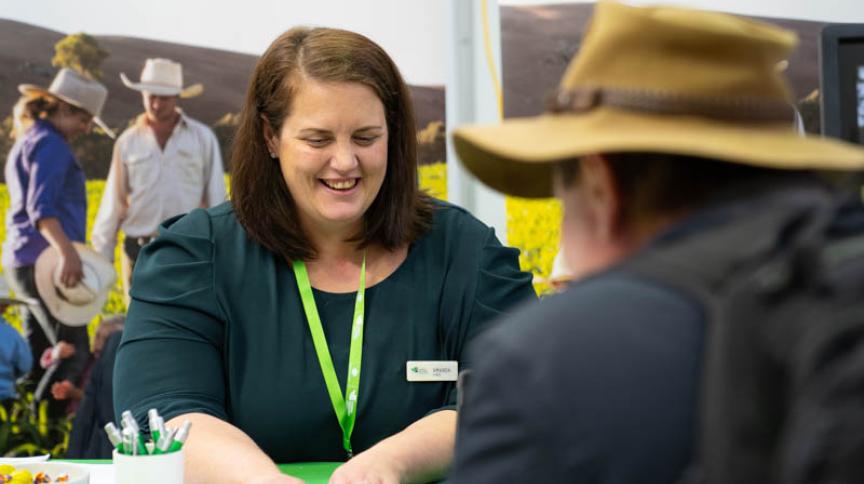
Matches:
[113,448,184,484]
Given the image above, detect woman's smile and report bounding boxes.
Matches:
[319,177,360,192]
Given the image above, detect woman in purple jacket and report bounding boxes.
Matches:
[2,68,112,415]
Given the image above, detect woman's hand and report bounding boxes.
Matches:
[328,451,403,484]
[327,410,456,484]
[35,217,84,287]
[58,246,84,287]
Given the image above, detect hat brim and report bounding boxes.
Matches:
[120,73,203,98]
[18,84,116,139]
[91,117,116,139]
[34,243,116,326]
[454,107,864,198]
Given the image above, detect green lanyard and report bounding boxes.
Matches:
[292,254,366,458]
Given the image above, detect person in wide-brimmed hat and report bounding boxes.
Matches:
[3,67,114,416]
[92,58,225,303]
[450,3,864,484]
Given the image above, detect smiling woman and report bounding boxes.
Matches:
[112,26,536,484]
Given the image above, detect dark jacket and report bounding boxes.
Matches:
[451,183,848,484]
[67,330,122,458]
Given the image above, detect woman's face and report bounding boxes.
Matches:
[52,103,93,140]
[267,78,388,236]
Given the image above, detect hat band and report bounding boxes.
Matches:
[546,87,794,123]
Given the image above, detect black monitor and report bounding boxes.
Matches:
[820,23,864,145]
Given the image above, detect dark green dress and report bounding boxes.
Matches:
[113,200,536,463]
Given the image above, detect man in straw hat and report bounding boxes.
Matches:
[3,67,114,415]
[450,3,864,483]
[92,58,225,300]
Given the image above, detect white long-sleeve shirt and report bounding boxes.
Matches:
[91,110,226,261]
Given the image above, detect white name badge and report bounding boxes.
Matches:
[406,361,459,382]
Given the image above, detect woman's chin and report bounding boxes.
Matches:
[314,210,366,230]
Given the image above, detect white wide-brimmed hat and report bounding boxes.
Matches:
[120,58,203,98]
[19,68,116,139]
[34,243,116,326]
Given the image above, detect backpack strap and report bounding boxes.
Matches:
[616,185,841,484]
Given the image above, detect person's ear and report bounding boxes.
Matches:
[260,115,279,156]
[581,154,622,241]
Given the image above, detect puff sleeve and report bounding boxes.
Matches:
[438,222,537,408]
[113,208,229,428]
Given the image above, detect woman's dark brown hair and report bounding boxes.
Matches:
[11,93,61,139]
[231,27,433,261]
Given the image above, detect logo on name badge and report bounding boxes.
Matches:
[406,361,459,382]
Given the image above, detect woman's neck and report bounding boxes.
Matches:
[305,219,365,264]
[301,219,408,294]
[314,241,365,271]
[304,242,368,294]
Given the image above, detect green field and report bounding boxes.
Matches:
[1,165,561,335]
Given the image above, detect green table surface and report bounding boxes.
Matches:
[65,460,340,483]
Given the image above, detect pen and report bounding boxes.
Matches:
[104,422,124,454]
[122,410,148,455]
[122,426,137,456]
[156,427,177,454]
[157,416,167,443]
[148,408,162,444]
[167,420,192,452]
